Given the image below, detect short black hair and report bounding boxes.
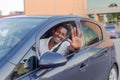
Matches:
[54,23,71,35]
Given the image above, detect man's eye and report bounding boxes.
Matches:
[56,31,60,33]
[62,34,66,37]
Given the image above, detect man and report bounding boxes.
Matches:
[24,24,82,70]
[40,24,82,56]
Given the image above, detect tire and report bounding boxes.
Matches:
[108,65,118,80]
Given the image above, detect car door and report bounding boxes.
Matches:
[35,18,90,80]
[41,50,90,80]
[35,50,90,80]
[80,20,111,80]
[89,47,111,80]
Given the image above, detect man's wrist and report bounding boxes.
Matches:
[68,46,80,53]
[74,47,80,52]
[70,46,80,52]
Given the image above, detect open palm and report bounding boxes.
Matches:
[68,27,82,50]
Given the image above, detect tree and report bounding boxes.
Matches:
[108,3,118,7]
[107,3,119,23]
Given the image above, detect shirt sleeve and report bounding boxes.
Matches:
[56,41,70,56]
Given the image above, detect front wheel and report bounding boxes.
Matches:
[108,65,118,80]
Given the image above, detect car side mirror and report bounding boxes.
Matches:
[39,52,67,68]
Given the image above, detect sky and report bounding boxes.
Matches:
[87,0,120,9]
[0,0,24,15]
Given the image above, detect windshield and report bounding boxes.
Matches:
[0,18,46,60]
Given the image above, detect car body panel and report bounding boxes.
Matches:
[37,50,90,80]
[89,47,111,80]
[0,61,15,80]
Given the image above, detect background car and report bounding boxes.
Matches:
[0,15,119,80]
[104,23,119,39]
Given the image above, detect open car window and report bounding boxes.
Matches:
[39,21,77,57]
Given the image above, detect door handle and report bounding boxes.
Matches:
[92,49,108,58]
[104,50,107,53]
[79,63,88,71]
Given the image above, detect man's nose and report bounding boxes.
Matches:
[58,33,63,38]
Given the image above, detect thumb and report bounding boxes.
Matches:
[67,39,72,44]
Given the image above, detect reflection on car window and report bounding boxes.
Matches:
[0,18,46,61]
[81,21,100,46]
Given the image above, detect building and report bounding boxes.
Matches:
[0,11,24,18]
[24,0,86,17]
[10,11,24,15]
[86,0,120,23]
[87,7,120,23]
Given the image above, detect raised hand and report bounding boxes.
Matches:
[67,27,82,51]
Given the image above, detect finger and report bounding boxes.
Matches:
[79,32,82,38]
[71,28,75,39]
[76,28,79,36]
[74,27,77,37]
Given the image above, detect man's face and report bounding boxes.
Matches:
[52,26,68,44]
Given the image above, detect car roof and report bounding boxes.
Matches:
[2,15,100,25]
[4,15,82,19]
[3,15,98,24]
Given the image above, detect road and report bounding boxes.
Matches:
[112,38,120,80]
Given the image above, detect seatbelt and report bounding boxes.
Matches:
[52,42,63,52]
[52,35,70,52]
